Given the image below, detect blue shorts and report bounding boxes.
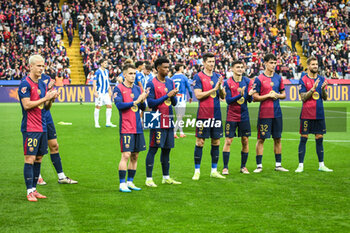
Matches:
[300,119,326,135]
[257,118,283,139]
[195,119,223,139]
[120,133,146,152]
[225,121,251,138]
[149,128,174,149]
[22,132,48,156]
[47,123,57,140]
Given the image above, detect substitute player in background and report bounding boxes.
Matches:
[93,58,116,128]
[135,61,145,91]
[192,53,226,180]
[171,63,193,138]
[114,64,149,192]
[222,60,255,175]
[144,63,154,86]
[252,53,289,173]
[18,55,58,201]
[295,57,333,173]
[145,57,181,187]
[37,74,78,185]
[116,58,134,84]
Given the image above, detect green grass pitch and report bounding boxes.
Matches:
[0,101,349,232]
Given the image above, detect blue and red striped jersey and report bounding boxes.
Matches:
[18,76,48,132]
[40,74,54,125]
[193,71,222,120]
[299,74,326,120]
[146,77,177,129]
[224,76,253,122]
[254,73,285,119]
[114,83,146,134]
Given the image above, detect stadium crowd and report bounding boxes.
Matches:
[0,0,71,84]
[72,0,303,82]
[1,0,349,82]
[283,0,350,79]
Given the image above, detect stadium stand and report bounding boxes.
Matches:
[0,0,71,84]
[283,0,350,79]
[73,0,299,82]
[1,0,348,84]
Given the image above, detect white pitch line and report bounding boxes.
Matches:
[182,133,350,142]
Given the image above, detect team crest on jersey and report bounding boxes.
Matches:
[156,140,161,144]
[113,92,117,98]
[43,79,48,84]
[130,93,134,98]
[270,82,274,87]
[21,87,27,94]
[237,87,242,93]
[164,87,168,92]
[210,81,214,86]
[261,132,265,136]
[37,89,41,95]
[125,144,130,148]
[29,147,34,152]
[298,85,302,90]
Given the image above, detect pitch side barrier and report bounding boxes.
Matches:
[1,84,349,103]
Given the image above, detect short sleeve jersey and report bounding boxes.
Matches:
[254,73,285,118]
[18,76,48,132]
[299,74,326,119]
[94,68,110,94]
[193,71,222,120]
[171,73,193,102]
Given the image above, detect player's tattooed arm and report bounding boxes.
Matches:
[300,90,313,102]
[300,79,319,102]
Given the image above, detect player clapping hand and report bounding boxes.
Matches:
[167,88,179,97]
[311,78,320,91]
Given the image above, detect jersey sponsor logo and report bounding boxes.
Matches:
[21,87,27,94]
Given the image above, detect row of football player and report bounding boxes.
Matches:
[92,53,332,193]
